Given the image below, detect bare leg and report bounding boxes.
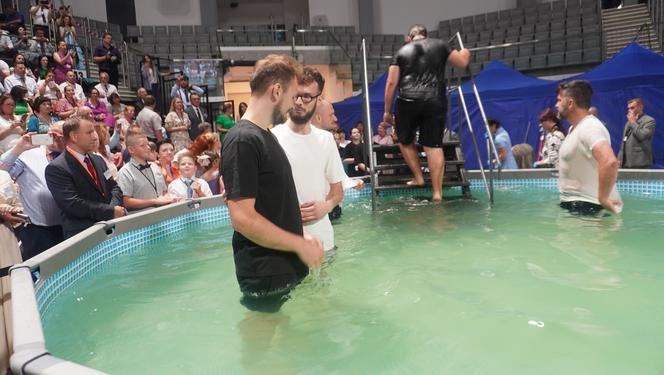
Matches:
[424,146,444,201]
[399,143,424,185]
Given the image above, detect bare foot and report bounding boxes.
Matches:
[432,194,443,202]
[406,179,425,187]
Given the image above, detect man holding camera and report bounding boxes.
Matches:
[29,0,52,36]
[93,32,121,86]
[0,123,65,259]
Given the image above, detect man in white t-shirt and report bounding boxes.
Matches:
[94,71,119,103]
[556,80,623,215]
[272,67,345,251]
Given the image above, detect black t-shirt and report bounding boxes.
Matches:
[391,38,450,100]
[343,141,366,177]
[221,120,308,279]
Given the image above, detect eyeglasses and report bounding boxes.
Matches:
[627,106,637,110]
[294,93,321,104]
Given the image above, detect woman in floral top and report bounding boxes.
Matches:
[164,97,192,152]
[534,108,567,168]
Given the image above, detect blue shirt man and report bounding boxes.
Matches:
[488,119,518,170]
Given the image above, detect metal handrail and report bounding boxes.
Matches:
[360,39,377,211]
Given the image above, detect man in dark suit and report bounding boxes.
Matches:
[185,92,208,140]
[618,98,656,169]
[45,117,126,238]
[134,87,147,113]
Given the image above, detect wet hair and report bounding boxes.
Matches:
[556,80,593,110]
[249,54,303,95]
[408,24,428,39]
[300,66,325,92]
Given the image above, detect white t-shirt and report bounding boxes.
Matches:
[558,115,621,205]
[272,123,346,251]
[0,115,21,154]
[168,177,212,199]
[58,81,86,102]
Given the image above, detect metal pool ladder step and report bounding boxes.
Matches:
[370,140,472,196]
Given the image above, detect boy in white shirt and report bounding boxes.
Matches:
[168,152,212,199]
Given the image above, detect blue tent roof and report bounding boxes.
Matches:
[452,60,557,100]
[568,42,664,90]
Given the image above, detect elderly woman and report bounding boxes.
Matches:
[534,108,567,168]
[53,84,79,119]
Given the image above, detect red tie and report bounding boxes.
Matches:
[83,155,103,192]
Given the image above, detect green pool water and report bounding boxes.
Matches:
[42,187,664,374]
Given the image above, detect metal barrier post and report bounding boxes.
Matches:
[360,38,377,211]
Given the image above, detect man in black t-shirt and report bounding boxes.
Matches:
[221,55,324,312]
[383,24,470,201]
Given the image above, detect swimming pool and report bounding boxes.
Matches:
[15,174,664,374]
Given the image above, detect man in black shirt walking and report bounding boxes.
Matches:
[221,55,324,312]
[384,24,470,201]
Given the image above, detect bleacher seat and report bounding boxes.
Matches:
[566,50,583,64]
[155,26,168,35]
[530,55,547,69]
[183,44,197,58]
[550,40,565,53]
[548,52,564,66]
[514,56,530,70]
[566,38,582,51]
[518,44,533,57]
[584,36,601,49]
[141,26,154,36]
[181,26,194,35]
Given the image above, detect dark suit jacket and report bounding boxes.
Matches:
[618,113,656,168]
[45,151,123,238]
[134,99,145,113]
[185,105,208,141]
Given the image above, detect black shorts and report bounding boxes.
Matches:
[560,201,604,216]
[395,97,447,147]
[238,274,304,313]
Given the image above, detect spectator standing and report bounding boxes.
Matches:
[45,117,125,238]
[58,70,85,102]
[215,102,234,143]
[141,55,161,107]
[618,98,656,168]
[342,127,367,177]
[164,97,192,152]
[0,124,64,258]
[4,62,37,99]
[488,119,518,169]
[184,92,207,141]
[117,132,178,212]
[135,95,163,142]
[534,108,566,168]
[27,28,55,63]
[93,122,119,180]
[36,69,62,100]
[0,95,25,153]
[93,32,121,86]
[58,15,83,70]
[115,105,136,150]
[167,152,212,199]
[52,40,74,84]
[177,131,220,161]
[29,0,52,36]
[169,74,203,108]
[12,27,32,57]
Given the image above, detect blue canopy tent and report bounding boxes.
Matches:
[565,43,664,167]
[448,61,558,169]
[333,73,387,136]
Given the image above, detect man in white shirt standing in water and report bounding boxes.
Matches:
[272,67,346,252]
[556,80,623,215]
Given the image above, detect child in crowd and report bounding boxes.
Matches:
[168,152,212,199]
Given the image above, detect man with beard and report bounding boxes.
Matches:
[221,55,324,312]
[272,67,346,251]
[556,80,623,215]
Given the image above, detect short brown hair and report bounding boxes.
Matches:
[144,95,156,106]
[408,24,427,39]
[300,66,325,93]
[63,117,84,140]
[249,54,302,95]
[557,80,593,109]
